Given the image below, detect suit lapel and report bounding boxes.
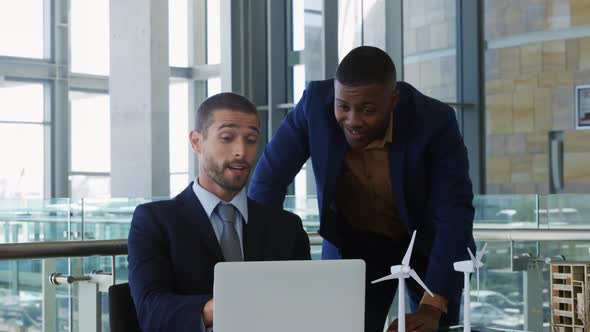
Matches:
[388,91,414,227]
[176,184,224,261]
[243,199,265,261]
[321,102,348,212]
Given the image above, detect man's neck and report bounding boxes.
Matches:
[196,177,239,202]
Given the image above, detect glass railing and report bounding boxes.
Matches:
[473,195,539,228]
[2,195,590,244]
[1,194,589,331]
[73,198,165,241]
[545,194,590,228]
[0,198,72,244]
[0,256,72,331]
[4,238,581,331]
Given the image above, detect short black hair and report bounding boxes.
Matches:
[196,92,258,134]
[335,46,397,88]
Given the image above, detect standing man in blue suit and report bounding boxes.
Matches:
[249,46,475,332]
[128,93,311,331]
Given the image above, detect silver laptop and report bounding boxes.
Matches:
[213,259,365,332]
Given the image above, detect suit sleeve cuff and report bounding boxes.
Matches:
[420,292,448,314]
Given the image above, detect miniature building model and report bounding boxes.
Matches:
[551,262,590,331]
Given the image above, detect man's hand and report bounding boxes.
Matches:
[387,304,442,332]
[202,298,214,328]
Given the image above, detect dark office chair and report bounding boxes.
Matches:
[108,283,141,332]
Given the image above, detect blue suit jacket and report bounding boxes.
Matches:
[128,183,310,331]
[248,79,475,301]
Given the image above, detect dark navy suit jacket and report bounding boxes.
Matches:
[128,183,311,331]
[248,79,475,301]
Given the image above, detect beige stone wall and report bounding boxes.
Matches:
[485,0,590,194]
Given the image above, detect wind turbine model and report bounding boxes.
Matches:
[453,243,488,332]
[372,230,434,332]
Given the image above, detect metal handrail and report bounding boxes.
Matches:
[0,228,590,261]
[0,239,127,260]
[309,228,590,245]
[473,228,590,242]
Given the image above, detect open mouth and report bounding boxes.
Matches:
[346,126,366,138]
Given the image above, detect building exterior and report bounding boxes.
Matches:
[551,262,590,331]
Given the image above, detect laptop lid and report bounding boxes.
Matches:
[213,259,365,332]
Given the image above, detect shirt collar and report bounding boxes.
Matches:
[365,112,394,150]
[192,178,249,223]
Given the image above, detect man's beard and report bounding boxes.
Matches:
[203,154,250,193]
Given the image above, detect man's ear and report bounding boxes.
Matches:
[391,89,400,108]
[190,130,203,154]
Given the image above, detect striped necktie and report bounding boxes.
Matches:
[216,203,243,261]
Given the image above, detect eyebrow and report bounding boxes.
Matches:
[335,99,376,106]
[218,123,260,134]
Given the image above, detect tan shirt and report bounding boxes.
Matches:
[334,115,407,242]
[333,114,448,313]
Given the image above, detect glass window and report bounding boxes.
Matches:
[207,78,221,97]
[484,0,590,195]
[362,0,386,48]
[70,92,110,173]
[293,64,306,104]
[291,1,324,199]
[71,0,110,75]
[169,0,189,67]
[485,0,590,40]
[292,0,305,51]
[302,1,323,82]
[0,82,45,199]
[169,81,189,195]
[0,124,44,198]
[0,83,44,122]
[169,82,189,174]
[69,175,110,201]
[338,0,362,61]
[291,0,323,104]
[0,0,44,58]
[403,0,457,102]
[207,0,221,64]
[170,173,188,197]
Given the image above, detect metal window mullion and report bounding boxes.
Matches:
[0,56,56,80]
[286,0,294,103]
[246,0,267,106]
[51,0,71,199]
[188,0,207,180]
[322,0,338,79]
[385,0,404,80]
[220,0,245,93]
[190,64,221,80]
[44,85,53,199]
[456,0,485,194]
[267,0,287,141]
[0,120,50,125]
[69,74,109,92]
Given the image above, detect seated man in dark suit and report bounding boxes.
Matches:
[127,92,311,331]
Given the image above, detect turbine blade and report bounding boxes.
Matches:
[477,243,488,262]
[371,272,402,284]
[402,230,417,266]
[409,269,433,297]
[467,247,477,264]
